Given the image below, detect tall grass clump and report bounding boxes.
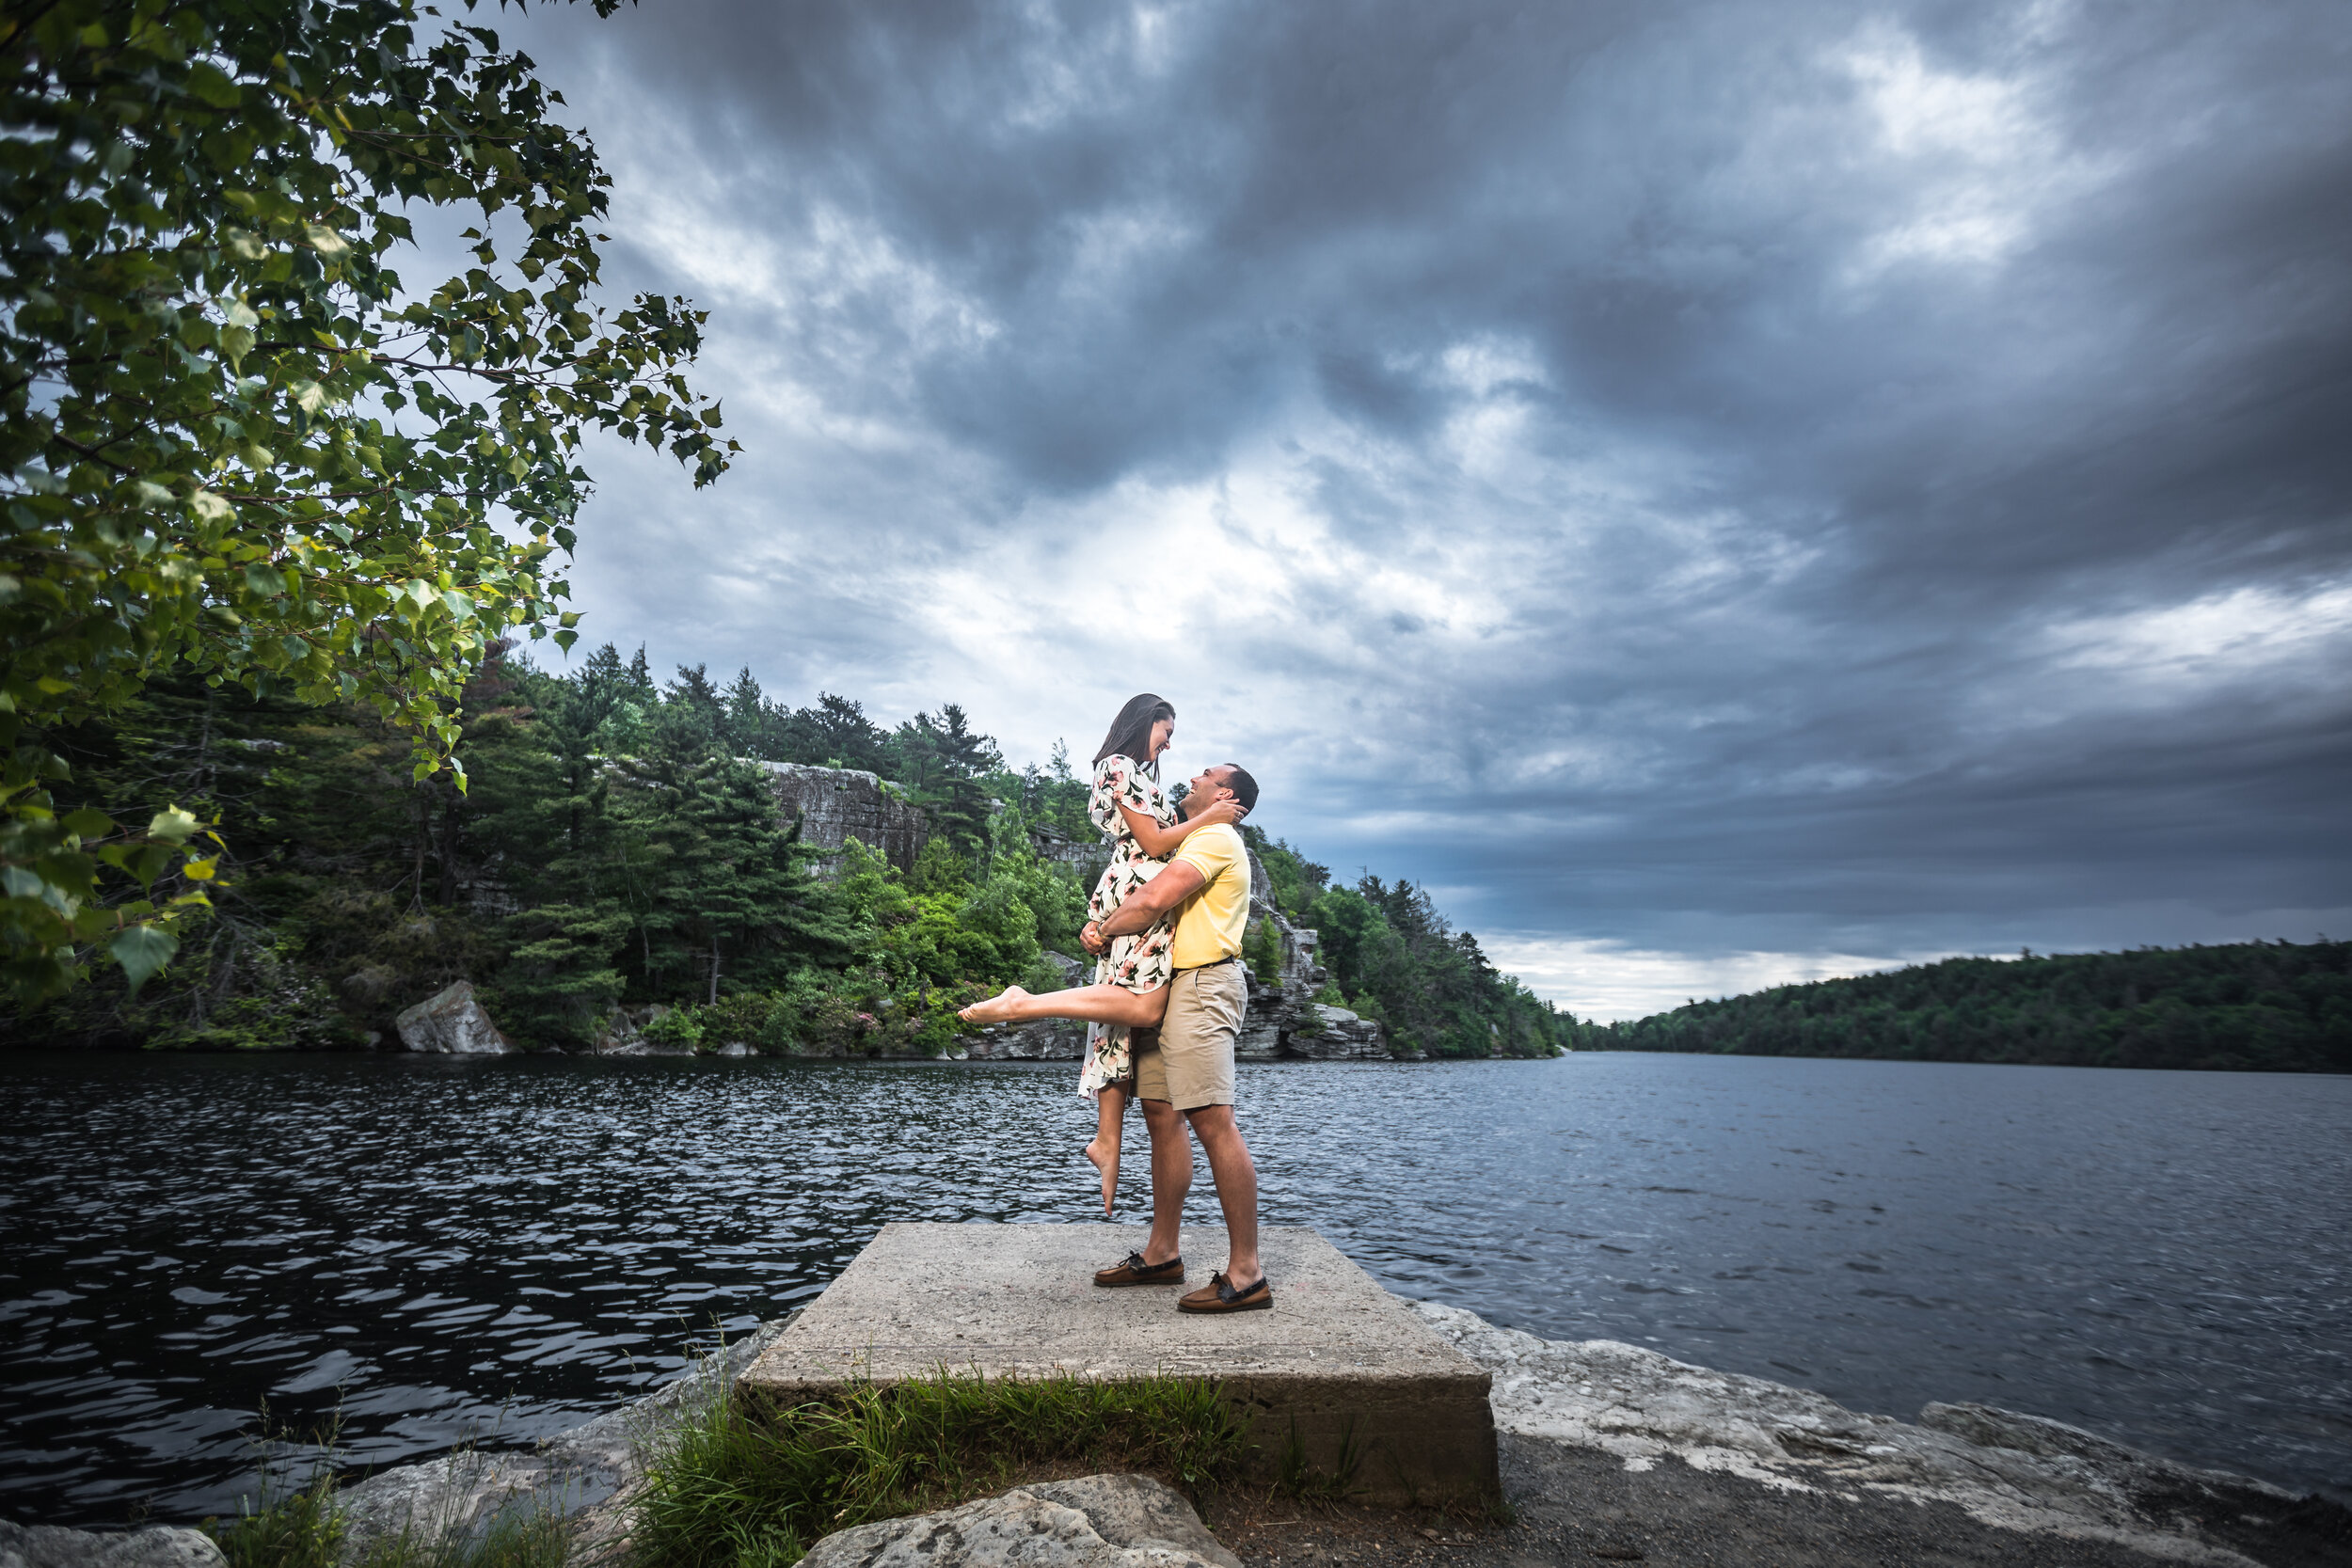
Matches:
[204,1424,571,1568]
[629,1370,1248,1568]
[207,1465,344,1568]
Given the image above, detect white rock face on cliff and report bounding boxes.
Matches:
[798,1476,1238,1568]
[1410,1300,2295,1567]
[761,762,929,876]
[393,981,515,1054]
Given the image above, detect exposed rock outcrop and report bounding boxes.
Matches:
[329,1319,793,1560]
[393,982,516,1054]
[1411,1300,2330,1567]
[0,1523,225,1568]
[962,1019,1089,1061]
[798,1477,1236,1568]
[1235,849,1399,1061]
[1027,820,1111,882]
[761,762,930,876]
[590,1004,694,1056]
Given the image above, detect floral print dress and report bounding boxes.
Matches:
[1078,753,1178,1098]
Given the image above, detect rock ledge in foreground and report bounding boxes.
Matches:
[799,1476,1239,1568]
[0,1522,225,1568]
[1410,1299,2337,1568]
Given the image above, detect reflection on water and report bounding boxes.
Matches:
[1,1051,2346,1523]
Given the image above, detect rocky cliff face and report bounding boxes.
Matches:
[760,762,930,875]
[1235,848,1398,1061]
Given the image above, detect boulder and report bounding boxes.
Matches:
[799,1477,1235,1568]
[1020,1477,1240,1568]
[393,982,515,1054]
[1039,949,1089,987]
[0,1523,225,1568]
[335,1317,796,1562]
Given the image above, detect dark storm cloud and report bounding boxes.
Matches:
[495,0,2352,1011]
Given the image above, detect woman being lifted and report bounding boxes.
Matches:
[960,693,1245,1214]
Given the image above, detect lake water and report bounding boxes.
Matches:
[2,1051,2346,1526]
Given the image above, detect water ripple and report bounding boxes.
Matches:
[1,1051,2346,1523]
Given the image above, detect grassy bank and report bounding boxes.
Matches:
[632,1371,1250,1568]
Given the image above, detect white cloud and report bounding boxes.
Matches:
[2046,580,2352,681]
[1834,15,2114,280]
[1481,936,1959,1022]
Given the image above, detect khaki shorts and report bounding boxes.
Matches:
[1133,960,1248,1111]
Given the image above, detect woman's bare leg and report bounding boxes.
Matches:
[960,982,1169,1028]
[1084,1083,1126,1217]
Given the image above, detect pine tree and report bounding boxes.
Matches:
[613,734,851,1003]
[896,705,1003,853]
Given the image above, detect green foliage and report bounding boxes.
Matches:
[641,1006,704,1050]
[1244,916,1283,987]
[7,644,1563,1057]
[1601,940,2352,1072]
[609,740,848,1001]
[206,1459,344,1568]
[1309,878,1568,1058]
[696,990,778,1050]
[909,837,971,898]
[630,1369,1248,1568]
[892,705,1000,852]
[208,1474,567,1568]
[1,0,736,1004]
[1241,826,1330,923]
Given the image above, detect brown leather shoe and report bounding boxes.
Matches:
[1093,1250,1184,1287]
[1177,1271,1272,1313]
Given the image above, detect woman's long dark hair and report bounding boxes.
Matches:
[1094,693,1175,776]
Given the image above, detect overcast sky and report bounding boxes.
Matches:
[488,0,2351,1019]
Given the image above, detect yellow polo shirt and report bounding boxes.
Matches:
[1169,823,1250,970]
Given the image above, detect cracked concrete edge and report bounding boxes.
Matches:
[1406,1299,2288,1568]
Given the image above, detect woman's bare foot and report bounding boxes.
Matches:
[1083,1133,1120,1217]
[959,986,1031,1024]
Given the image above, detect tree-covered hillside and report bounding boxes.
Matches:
[10,643,1571,1058]
[1601,942,2350,1072]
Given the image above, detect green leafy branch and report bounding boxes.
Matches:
[1,0,738,1005]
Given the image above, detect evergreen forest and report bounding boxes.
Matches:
[1599,941,2351,1072]
[8,641,1572,1059]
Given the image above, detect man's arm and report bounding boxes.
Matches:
[1091,859,1206,943]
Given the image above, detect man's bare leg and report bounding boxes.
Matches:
[1138,1097,1191,1266]
[1185,1104,1261,1289]
[960,982,1167,1028]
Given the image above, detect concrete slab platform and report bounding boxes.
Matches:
[739,1223,1497,1505]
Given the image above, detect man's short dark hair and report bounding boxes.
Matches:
[1220,765,1260,815]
